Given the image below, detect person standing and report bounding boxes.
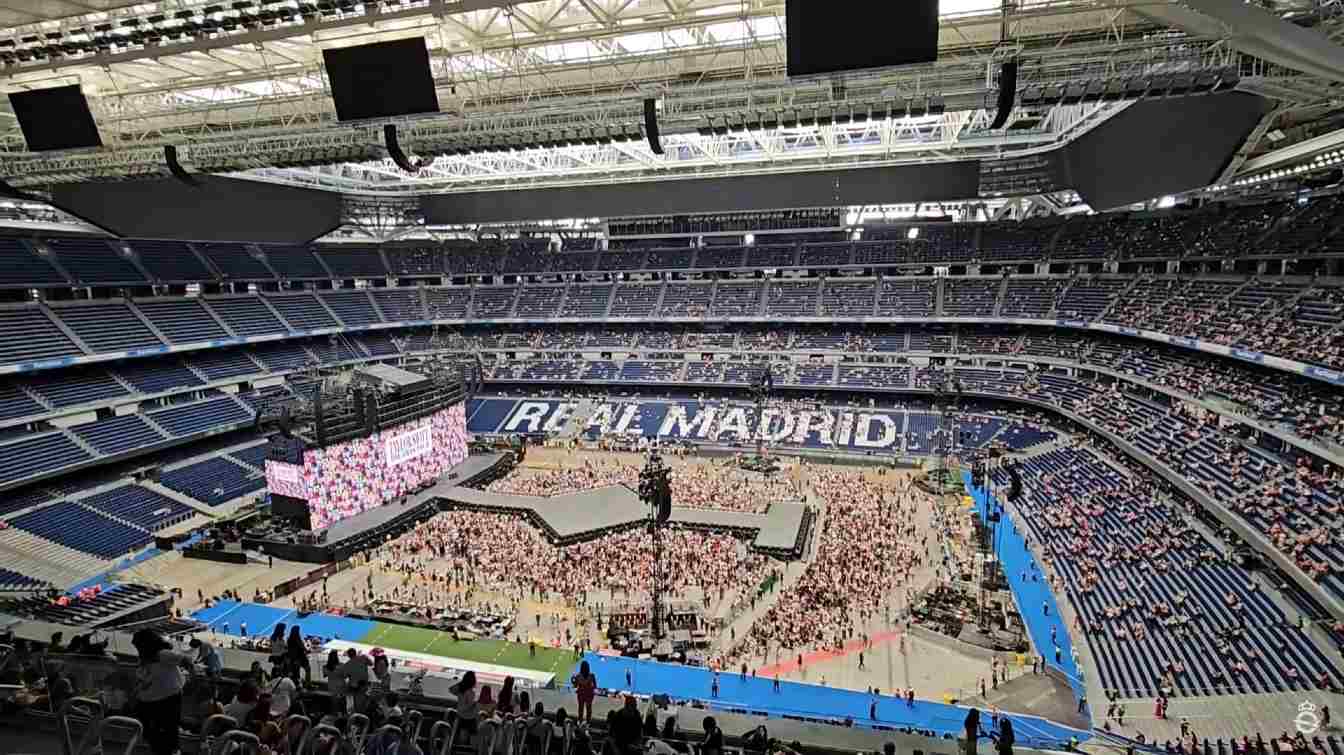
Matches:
[453,670,480,738]
[964,708,982,755]
[572,661,596,723]
[133,630,187,755]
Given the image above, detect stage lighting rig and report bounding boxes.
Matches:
[638,450,673,640]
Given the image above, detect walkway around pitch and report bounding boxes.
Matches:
[580,653,1089,748]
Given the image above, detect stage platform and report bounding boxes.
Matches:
[429,482,811,556]
[247,453,508,563]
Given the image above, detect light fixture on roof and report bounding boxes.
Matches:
[907,227,920,240]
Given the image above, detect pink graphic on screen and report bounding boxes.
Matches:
[297,403,468,531]
[265,459,306,499]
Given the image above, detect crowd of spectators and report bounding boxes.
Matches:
[486,457,803,514]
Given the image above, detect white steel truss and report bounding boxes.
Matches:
[0,0,1336,191]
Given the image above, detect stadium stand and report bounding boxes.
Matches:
[51,303,163,353]
[134,298,230,343]
[199,242,272,280]
[128,239,215,282]
[0,238,66,286]
[46,237,146,284]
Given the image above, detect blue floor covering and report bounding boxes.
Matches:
[191,600,376,642]
[579,654,1088,747]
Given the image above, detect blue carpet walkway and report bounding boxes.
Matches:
[580,654,1087,748]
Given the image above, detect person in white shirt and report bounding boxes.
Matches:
[269,674,298,718]
[132,630,187,755]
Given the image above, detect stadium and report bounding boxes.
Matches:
[0,0,1342,754]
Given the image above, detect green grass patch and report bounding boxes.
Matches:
[357,622,580,679]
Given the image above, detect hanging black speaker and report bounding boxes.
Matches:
[644,98,664,155]
[165,145,200,187]
[990,59,1019,130]
[384,124,435,173]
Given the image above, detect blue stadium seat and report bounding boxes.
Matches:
[321,290,383,326]
[200,243,273,280]
[52,304,164,353]
[369,288,424,321]
[79,485,195,531]
[129,240,215,282]
[0,308,84,366]
[317,246,388,278]
[114,360,203,393]
[425,287,471,318]
[147,397,252,437]
[47,238,146,284]
[32,369,131,408]
[10,500,152,559]
[0,239,66,286]
[0,432,92,486]
[160,456,265,506]
[134,299,229,343]
[259,245,329,279]
[205,296,287,336]
[189,349,262,380]
[265,293,339,330]
[70,414,165,455]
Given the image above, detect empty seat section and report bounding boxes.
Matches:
[516,286,564,318]
[876,280,935,317]
[48,237,146,284]
[369,289,424,321]
[0,238,65,286]
[425,287,471,318]
[80,485,195,531]
[766,281,819,317]
[261,245,330,279]
[148,397,252,437]
[10,500,151,558]
[71,414,164,455]
[321,290,382,326]
[473,287,518,318]
[318,247,388,278]
[0,384,43,421]
[115,360,202,393]
[609,284,660,317]
[265,294,339,330]
[1001,279,1064,318]
[32,369,130,408]
[661,283,714,316]
[819,280,875,317]
[943,279,1001,316]
[645,249,696,270]
[134,299,229,343]
[798,244,854,267]
[561,285,612,318]
[53,304,163,352]
[0,308,83,366]
[129,240,214,282]
[201,243,272,279]
[189,349,260,380]
[160,456,264,506]
[384,246,443,276]
[597,250,648,270]
[0,432,91,486]
[1057,278,1128,319]
[205,297,287,336]
[695,247,746,268]
[250,342,313,371]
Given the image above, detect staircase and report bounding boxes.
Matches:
[1093,276,1142,322]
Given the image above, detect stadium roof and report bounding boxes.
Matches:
[0,0,1339,200]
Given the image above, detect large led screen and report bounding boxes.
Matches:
[266,403,469,531]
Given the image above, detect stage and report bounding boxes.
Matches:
[245,452,509,563]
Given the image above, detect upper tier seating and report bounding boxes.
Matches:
[0,239,65,286]
[70,414,165,455]
[206,296,288,336]
[0,384,43,422]
[516,285,565,318]
[0,432,91,486]
[597,250,648,271]
[261,245,330,279]
[53,304,163,353]
[129,240,214,282]
[47,238,146,284]
[561,285,613,318]
[200,243,272,280]
[318,247,389,278]
[322,290,382,326]
[747,245,797,268]
[1001,279,1064,318]
[135,299,230,343]
[798,244,853,267]
[660,283,714,317]
[10,500,152,559]
[369,289,424,321]
[819,280,875,317]
[943,278,1001,316]
[767,281,820,317]
[610,284,660,317]
[473,287,518,318]
[31,369,129,408]
[147,397,252,437]
[1057,278,1128,320]
[0,308,83,366]
[115,360,202,393]
[978,220,1059,261]
[266,293,339,330]
[385,246,443,276]
[189,349,261,380]
[425,287,472,319]
[876,279,935,317]
[712,282,763,317]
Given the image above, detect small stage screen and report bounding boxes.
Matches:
[265,402,468,532]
